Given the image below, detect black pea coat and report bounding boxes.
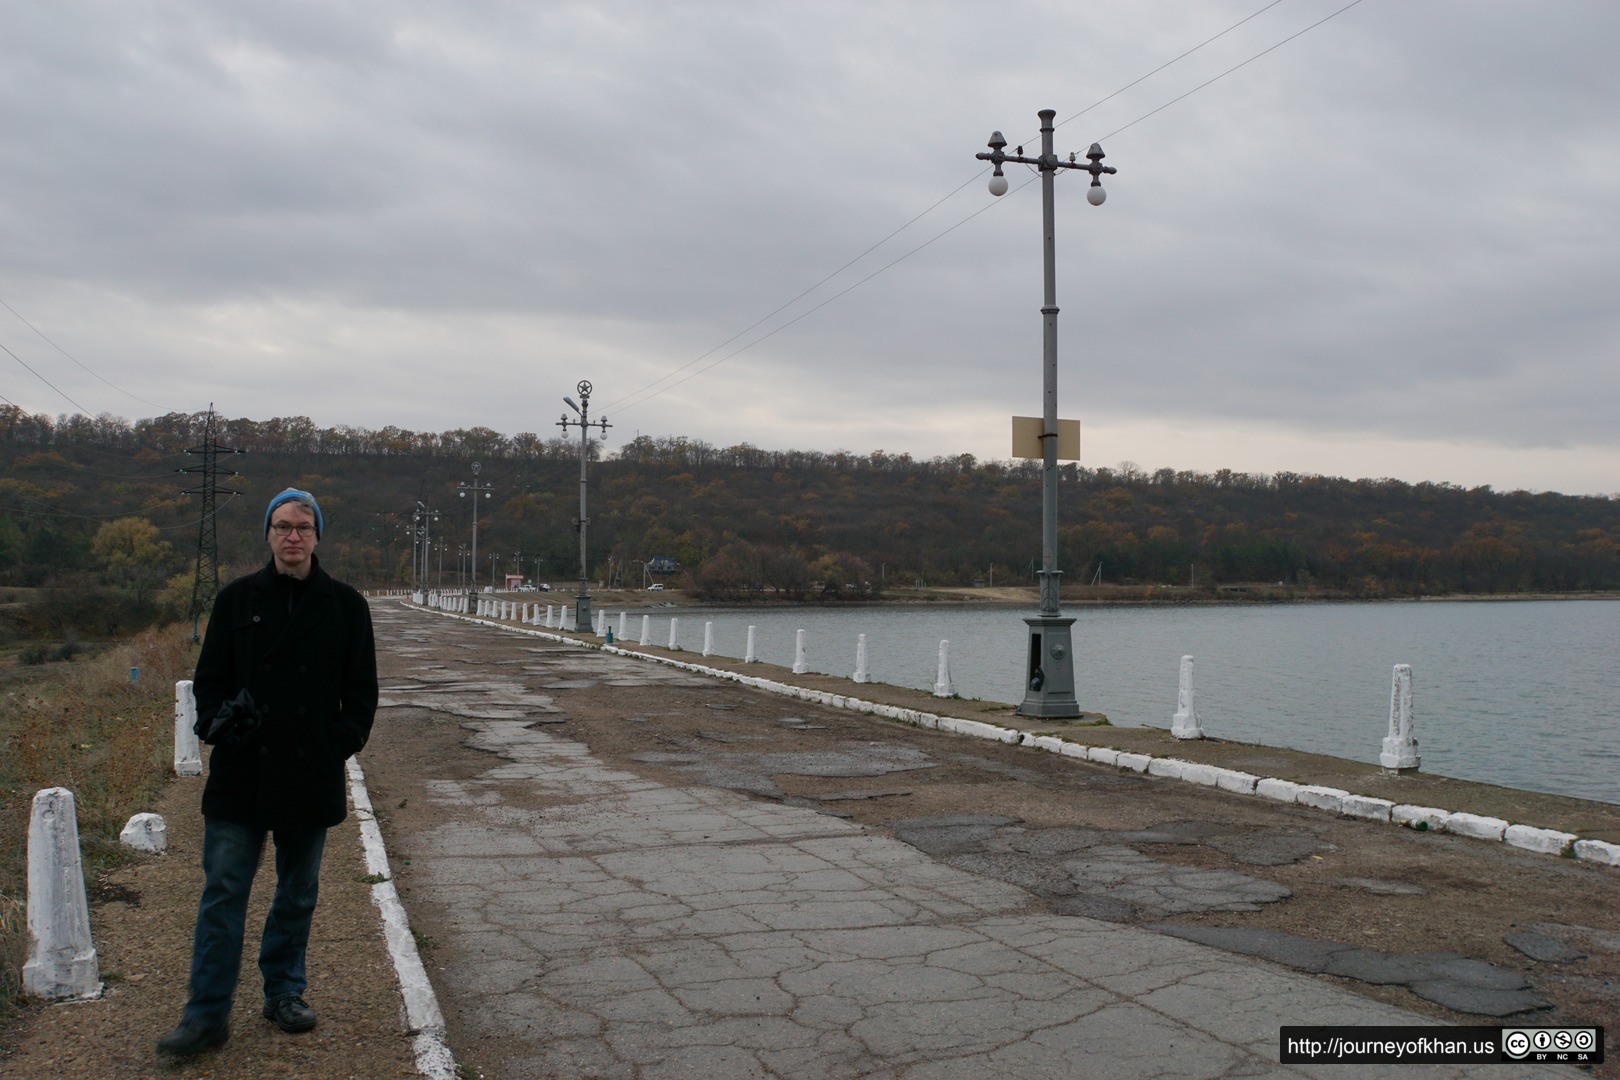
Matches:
[192,554,378,831]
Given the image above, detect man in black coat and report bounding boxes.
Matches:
[158,488,378,1057]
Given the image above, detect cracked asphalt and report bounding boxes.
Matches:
[360,602,1619,1078]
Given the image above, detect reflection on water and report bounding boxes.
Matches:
[611,599,1619,804]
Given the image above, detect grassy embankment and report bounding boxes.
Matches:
[0,624,196,1023]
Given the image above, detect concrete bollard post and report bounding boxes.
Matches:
[746,625,758,663]
[562,607,575,631]
[792,629,808,674]
[618,612,628,640]
[640,615,651,646]
[544,605,554,628]
[23,787,101,1000]
[1380,663,1420,773]
[597,610,609,638]
[174,680,202,776]
[702,622,714,657]
[933,640,954,697]
[854,633,869,683]
[668,618,680,651]
[1171,655,1205,740]
[119,812,167,852]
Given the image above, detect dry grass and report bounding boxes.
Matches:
[0,624,197,1018]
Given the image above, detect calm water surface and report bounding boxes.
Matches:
[615,599,1618,804]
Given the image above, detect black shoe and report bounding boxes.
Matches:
[263,994,318,1033]
[157,1019,229,1056]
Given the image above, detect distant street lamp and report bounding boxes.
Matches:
[975,109,1116,718]
[558,380,611,628]
[458,461,493,604]
[412,501,439,597]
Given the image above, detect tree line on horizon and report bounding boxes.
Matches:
[2,407,1617,637]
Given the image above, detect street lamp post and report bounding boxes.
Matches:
[457,462,493,607]
[976,108,1116,718]
[558,380,611,628]
[412,502,439,598]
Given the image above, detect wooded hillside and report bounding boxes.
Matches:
[3,407,1617,615]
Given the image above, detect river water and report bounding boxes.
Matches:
[608,599,1618,805]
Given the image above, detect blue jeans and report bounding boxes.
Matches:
[183,817,327,1025]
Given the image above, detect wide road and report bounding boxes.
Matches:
[362,601,1607,1079]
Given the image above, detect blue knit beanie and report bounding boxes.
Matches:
[264,488,324,539]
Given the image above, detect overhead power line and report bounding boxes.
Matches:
[1,337,92,415]
[0,295,173,413]
[607,0,1363,419]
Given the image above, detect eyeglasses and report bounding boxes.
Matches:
[270,523,317,536]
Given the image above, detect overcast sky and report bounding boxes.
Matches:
[2,1,1616,495]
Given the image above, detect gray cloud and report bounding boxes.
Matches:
[2,1,1616,493]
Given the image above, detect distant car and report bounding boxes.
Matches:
[647,583,665,591]
[537,583,552,591]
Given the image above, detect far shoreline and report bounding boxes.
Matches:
[498,583,1620,611]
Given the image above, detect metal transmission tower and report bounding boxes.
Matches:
[180,406,244,641]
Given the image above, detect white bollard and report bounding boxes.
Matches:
[745,625,758,663]
[854,633,869,683]
[119,813,167,853]
[597,610,609,638]
[23,788,101,1000]
[545,605,555,628]
[792,629,808,674]
[1381,663,1420,772]
[702,621,714,657]
[174,680,202,776]
[668,618,681,650]
[640,614,651,646]
[933,640,954,697]
[562,607,575,631]
[1171,655,1205,740]
[618,612,628,640]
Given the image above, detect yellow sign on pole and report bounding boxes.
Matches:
[1011,417,1080,461]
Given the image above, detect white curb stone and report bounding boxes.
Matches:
[1086,747,1120,767]
[1180,763,1223,787]
[1503,824,1578,856]
[1574,839,1620,867]
[1255,778,1306,802]
[1446,812,1509,842]
[1392,805,1452,832]
[1147,758,1186,780]
[1340,795,1395,823]
[1115,752,1151,773]
[1295,786,1350,813]
[1212,769,1260,795]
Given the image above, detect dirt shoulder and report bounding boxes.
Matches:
[0,773,418,1079]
